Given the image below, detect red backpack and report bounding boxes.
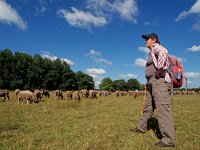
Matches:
[167,56,184,88]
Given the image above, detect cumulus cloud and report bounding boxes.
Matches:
[85,68,106,75]
[57,7,107,30]
[58,0,138,30]
[118,73,138,79]
[187,45,200,52]
[85,67,106,88]
[175,0,200,31]
[184,72,200,79]
[175,0,200,21]
[169,54,186,63]
[86,0,138,23]
[42,51,75,65]
[0,0,27,30]
[86,49,101,58]
[86,49,112,65]
[138,46,149,54]
[134,58,146,68]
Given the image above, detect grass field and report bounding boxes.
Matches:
[0,91,199,150]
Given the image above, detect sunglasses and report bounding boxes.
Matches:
[145,37,150,41]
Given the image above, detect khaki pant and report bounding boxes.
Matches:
[137,78,175,145]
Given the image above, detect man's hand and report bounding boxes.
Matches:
[156,68,165,78]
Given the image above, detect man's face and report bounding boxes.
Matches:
[144,37,157,49]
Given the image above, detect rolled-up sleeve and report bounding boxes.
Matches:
[151,43,168,69]
[151,43,171,83]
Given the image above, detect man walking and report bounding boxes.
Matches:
[129,33,175,148]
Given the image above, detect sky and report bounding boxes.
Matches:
[0,0,200,89]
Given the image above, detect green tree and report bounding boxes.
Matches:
[59,61,77,90]
[113,79,127,91]
[27,54,45,89]
[0,49,14,89]
[14,51,33,89]
[76,71,94,90]
[0,49,94,90]
[99,77,114,91]
[127,78,141,90]
[42,58,54,89]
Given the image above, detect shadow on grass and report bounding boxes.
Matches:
[147,117,162,139]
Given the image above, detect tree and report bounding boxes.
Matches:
[76,71,94,90]
[28,54,45,89]
[0,49,94,90]
[0,49,14,89]
[127,78,141,90]
[99,77,114,91]
[59,61,77,90]
[14,51,33,89]
[113,79,127,91]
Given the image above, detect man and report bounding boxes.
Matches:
[129,33,175,148]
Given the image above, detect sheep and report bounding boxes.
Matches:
[0,89,9,102]
[17,90,37,104]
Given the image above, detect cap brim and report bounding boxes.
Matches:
[142,35,147,39]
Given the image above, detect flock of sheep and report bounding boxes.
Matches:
[2,88,198,104]
[0,89,144,104]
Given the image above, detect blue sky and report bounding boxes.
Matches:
[0,0,200,88]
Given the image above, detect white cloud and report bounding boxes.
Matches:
[114,0,138,23]
[57,7,107,29]
[86,49,101,58]
[95,58,112,65]
[138,46,149,54]
[184,72,200,79]
[86,49,112,65]
[134,58,146,68]
[85,68,106,75]
[144,18,159,27]
[118,73,138,79]
[60,58,75,65]
[175,0,200,31]
[85,67,107,89]
[169,54,186,63]
[175,0,200,21]
[192,20,200,31]
[95,80,102,88]
[187,45,200,52]
[41,51,75,65]
[86,0,138,23]
[0,0,27,30]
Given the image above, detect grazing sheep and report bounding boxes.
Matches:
[34,89,42,102]
[55,90,63,100]
[66,91,73,100]
[15,89,20,98]
[17,90,37,104]
[80,89,89,98]
[72,91,81,101]
[0,89,9,102]
[41,89,50,98]
[88,90,97,99]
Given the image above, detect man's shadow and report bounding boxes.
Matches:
[147,117,162,139]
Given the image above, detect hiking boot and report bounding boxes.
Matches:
[129,128,145,133]
[155,141,175,147]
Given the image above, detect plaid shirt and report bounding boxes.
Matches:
[150,43,171,83]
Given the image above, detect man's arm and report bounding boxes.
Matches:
[151,43,168,69]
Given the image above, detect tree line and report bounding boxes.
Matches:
[0,49,143,91]
[99,77,143,91]
[0,49,94,90]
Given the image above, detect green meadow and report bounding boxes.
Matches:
[0,91,199,150]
